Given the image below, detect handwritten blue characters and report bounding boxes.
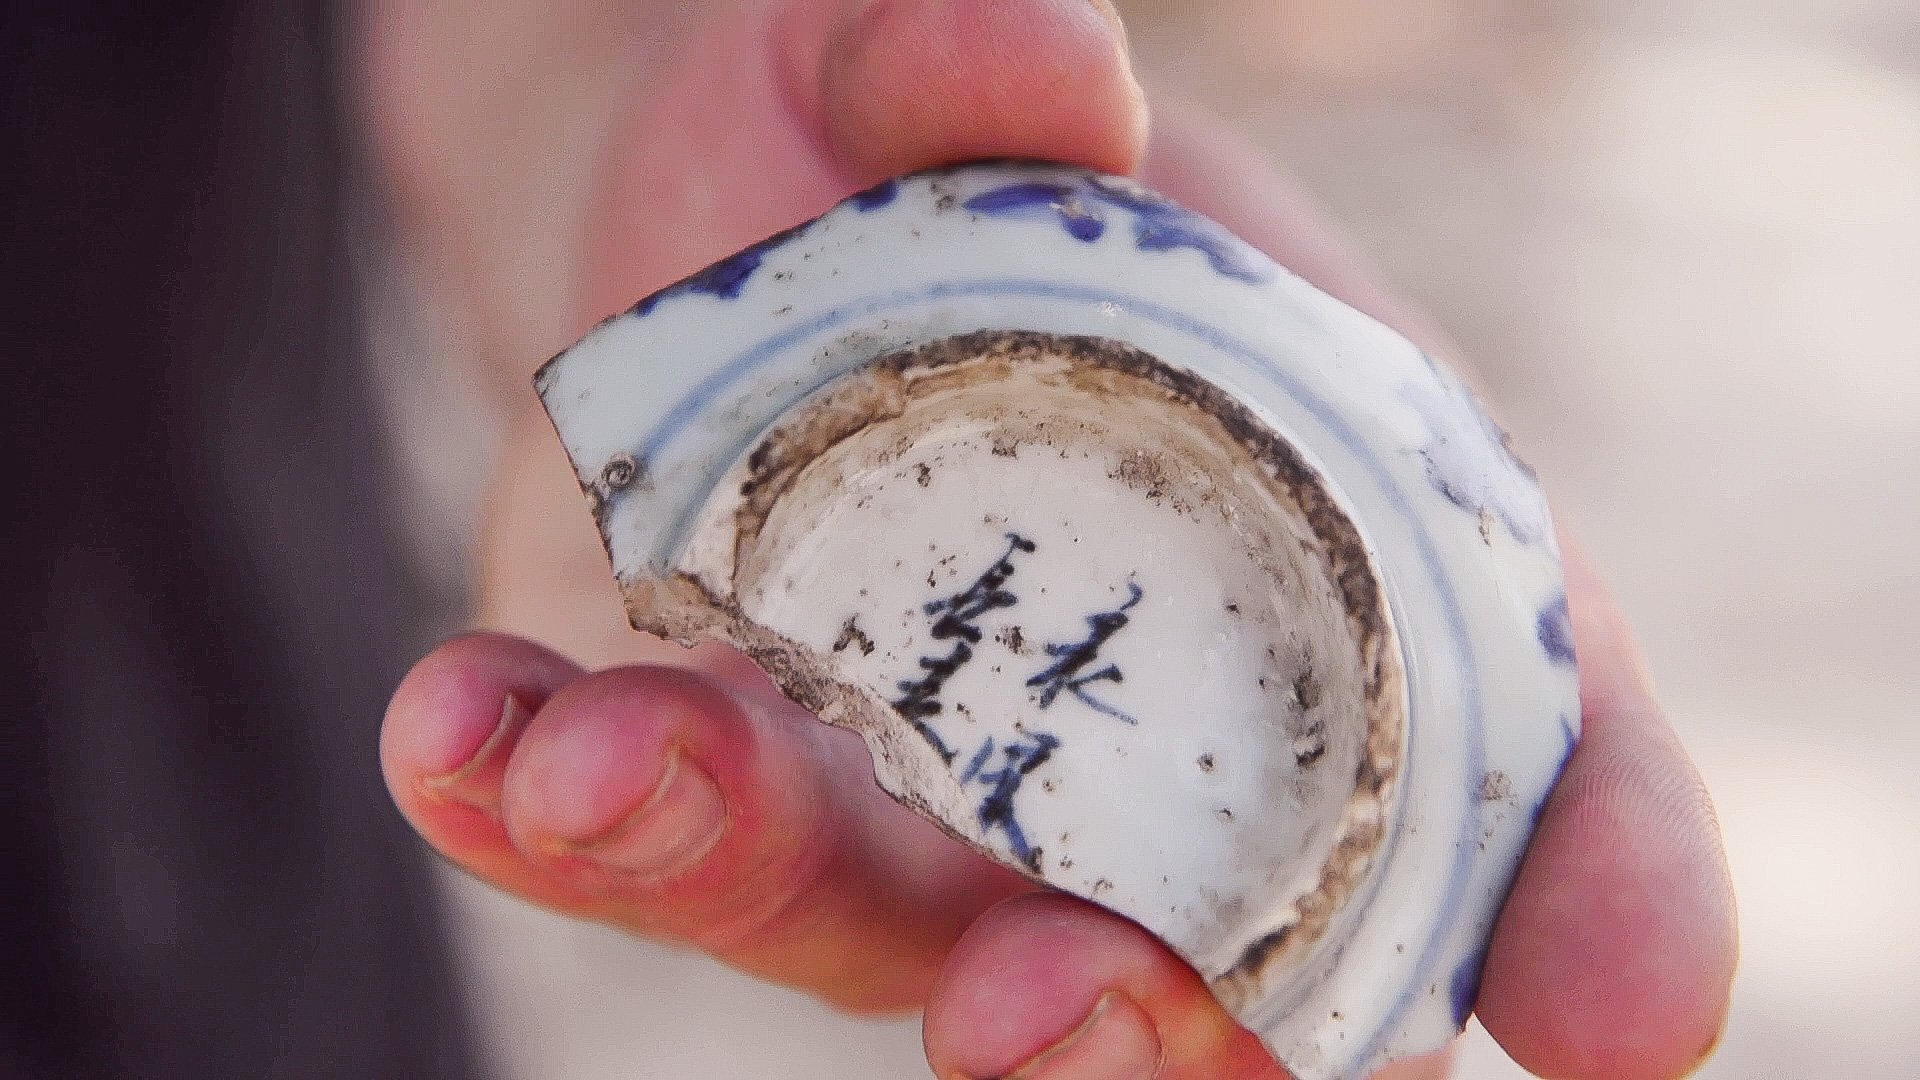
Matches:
[959,732,1062,870]
[890,534,1142,870]
[890,533,1036,763]
[1026,582,1143,725]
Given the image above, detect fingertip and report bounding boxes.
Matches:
[584,0,1150,325]
[498,666,750,849]
[925,892,1275,1079]
[381,632,581,805]
[815,0,1149,181]
[926,894,1459,1079]
[1477,717,1737,1079]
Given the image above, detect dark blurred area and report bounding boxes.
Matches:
[3,3,471,1075]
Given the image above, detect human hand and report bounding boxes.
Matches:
[378,2,1736,1077]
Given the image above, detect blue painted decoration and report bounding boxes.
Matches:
[1027,581,1144,723]
[1447,950,1486,1027]
[1403,373,1550,546]
[630,221,814,316]
[1536,594,1576,666]
[966,730,1062,871]
[892,533,1036,762]
[1083,177,1271,284]
[850,177,899,210]
[963,181,1106,241]
[963,176,1273,283]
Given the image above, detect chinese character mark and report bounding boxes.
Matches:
[891,533,1036,762]
[1026,582,1143,724]
[958,731,1062,872]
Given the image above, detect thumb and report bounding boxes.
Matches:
[579,0,1148,326]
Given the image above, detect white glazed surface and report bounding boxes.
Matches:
[675,337,1403,1016]
[535,162,1580,1080]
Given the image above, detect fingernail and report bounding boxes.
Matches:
[563,750,727,881]
[1004,993,1162,1080]
[423,693,533,814]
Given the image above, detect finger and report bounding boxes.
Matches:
[1473,543,1738,1079]
[385,633,1030,1013]
[812,0,1146,181]
[382,632,594,911]
[924,892,1455,1080]
[578,0,1148,327]
[500,664,1034,1013]
[1139,109,1737,1076]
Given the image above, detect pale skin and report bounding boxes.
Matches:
[366,2,1739,1077]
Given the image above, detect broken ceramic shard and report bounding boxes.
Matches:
[534,161,1580,1080]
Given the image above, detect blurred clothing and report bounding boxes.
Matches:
[4,3,476,1076]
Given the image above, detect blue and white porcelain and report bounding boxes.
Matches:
[534,161,1580,1080]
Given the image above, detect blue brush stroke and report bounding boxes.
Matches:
[1448,951,1486,1027]
[1524,714,1581,830]
[633,247,764,316]
[850,178,899,210]
[969,730,1060,869]
[960,737,995,784]
[634,168,1273,320]
[1403,369,1551,547]
[1536,594,1576,665]
[1084,177,1271,284]
[1026,581,1143,724]
[630,221,813,316]
[963,181,1106,241]
[964,176,1271,283]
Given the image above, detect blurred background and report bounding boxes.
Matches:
[374,1,1920,1077]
